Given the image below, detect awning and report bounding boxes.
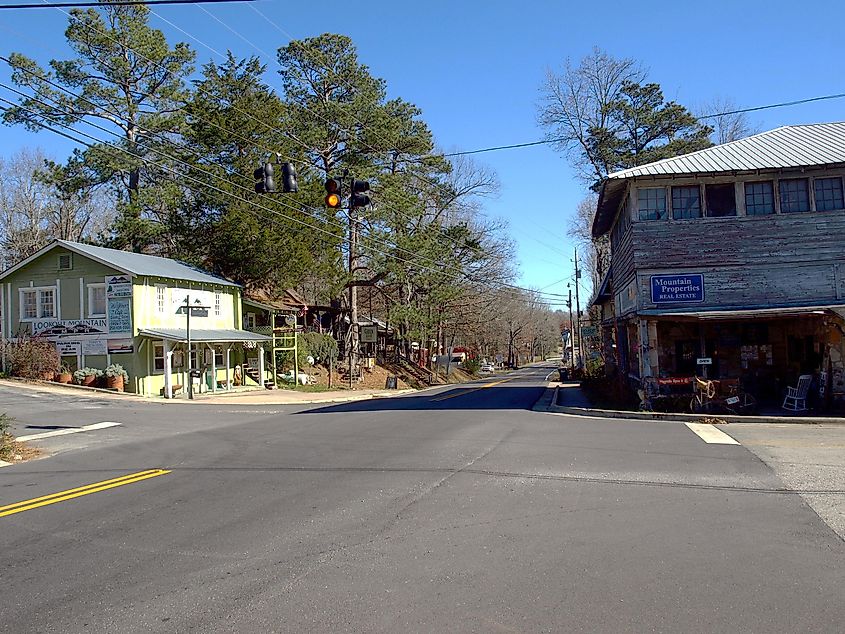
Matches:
[138,328,272,343]
[638,305,842,321]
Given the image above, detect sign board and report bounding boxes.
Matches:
[82,337,107,356]
[33,318,108,337]
[108,298,132,334]
[360,325,378,343]
[651,274,704,304]
[697,357,713,365]
[172,289,214,316]
[657,376,694,386]
[107,338,134,354]
[106,275,133,299]
[56,340,81,356]
[580,325,598,338]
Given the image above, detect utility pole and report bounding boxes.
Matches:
[348,178,357,389]
[567,284,575,372]
[574,248,584,371]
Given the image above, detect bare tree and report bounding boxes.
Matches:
[537,47,646,186]
[699,97,760,144]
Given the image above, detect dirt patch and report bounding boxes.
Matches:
[302,364,410,391]
[1,434,43,464]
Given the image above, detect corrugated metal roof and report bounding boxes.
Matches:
[593,122,845,237]
[606,122,845,179]
[57,240,240,287]
[138,328,271,343]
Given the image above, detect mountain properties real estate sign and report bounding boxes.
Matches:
[650,274,705,304]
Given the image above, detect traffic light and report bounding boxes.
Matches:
[350,179,370,208]
[254,162,275,193]
[280,162,298,193]
[324,178,342,208]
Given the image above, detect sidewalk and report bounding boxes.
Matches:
[0,378,416,406]
[536,380,845,425]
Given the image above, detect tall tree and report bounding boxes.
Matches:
[3,2,195,251]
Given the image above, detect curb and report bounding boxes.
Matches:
[534,384,845,425]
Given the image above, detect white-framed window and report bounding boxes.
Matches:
[214,345,224,366]
[87,283,107,317]
[245,312,256,328]
[20,286,57,320]
[153,342,165,372]
[155,284,167,314]
[214,291,221,316]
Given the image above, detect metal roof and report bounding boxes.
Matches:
[138,328,271,343]
[638,305,843,321]
[593,122,845,236]
[59,241,240,286]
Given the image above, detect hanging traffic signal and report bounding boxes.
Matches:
[350,179,370,208]
[280,162,298,193]
[324,178,342,208]
[254,162,275,193]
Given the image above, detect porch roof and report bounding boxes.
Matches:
[639,305,841,321]
[138,327,271,343]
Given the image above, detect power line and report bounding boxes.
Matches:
[0,0,252,8]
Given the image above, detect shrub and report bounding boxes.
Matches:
[5,335,60,379]
[73,367,103,383]
[462,358,480,374]
[0,412,14,462]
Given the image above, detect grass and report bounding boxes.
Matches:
[275,383,336,393]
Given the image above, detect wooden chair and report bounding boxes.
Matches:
[782,374,812,412]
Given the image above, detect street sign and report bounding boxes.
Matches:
[697,357,713,365]
[361,325,377,343]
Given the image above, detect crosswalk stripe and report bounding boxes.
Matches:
[686,423,740,445]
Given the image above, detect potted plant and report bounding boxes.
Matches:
[55,364,73,384]
[104,364,129,392]
[73,367,103,387]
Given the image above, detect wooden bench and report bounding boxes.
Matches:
[160,384,183,396]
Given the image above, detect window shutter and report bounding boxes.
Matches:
[57,253,72,270]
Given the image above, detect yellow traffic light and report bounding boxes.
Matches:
[325,192,341,208]
[324,178,342,208]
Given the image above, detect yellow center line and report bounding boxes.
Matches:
[0,469,171,518]
[430,377,515,401]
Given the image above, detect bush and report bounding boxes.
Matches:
[73,367,103,384]
[0,412,14,462]
[5,336,60,379]
[104,364,128,381]
[462,358,480,374]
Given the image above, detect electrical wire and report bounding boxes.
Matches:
[0,0,253,8]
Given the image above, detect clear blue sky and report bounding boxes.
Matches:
[2,0,845,309]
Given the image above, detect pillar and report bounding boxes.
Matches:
[163,340,173,399]
[258,344,265,389]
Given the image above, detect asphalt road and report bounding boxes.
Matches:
[1,366,843,633]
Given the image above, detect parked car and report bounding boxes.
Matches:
[480,363,495,373]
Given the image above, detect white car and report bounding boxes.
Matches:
[479,363,495,373]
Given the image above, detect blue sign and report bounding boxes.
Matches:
[651,274,704,304]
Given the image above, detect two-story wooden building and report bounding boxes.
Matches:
[592,122,845,406]
[0,240,271,397]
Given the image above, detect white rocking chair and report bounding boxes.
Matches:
[782,374,812,412]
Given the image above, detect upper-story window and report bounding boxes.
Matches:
[637,187,667,220]
[87,283,106,317]
[704,183,736,217]
[155,285,166,314]
[779,178,810,213]
[745,181,775,215]
[20,287,56,320]
[671,186,701,219]
[814,177,844,211]
[214,291,221,317]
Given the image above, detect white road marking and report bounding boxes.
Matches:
[0,460,11,468]
[685,423,740,445]
[15,421,122,442]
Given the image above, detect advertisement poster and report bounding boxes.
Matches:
[107,338,134,354]
[106,275,133,299]
[108,298,132,334]
[82,338,108,356]
[33,318,108,337]
[56,340,81,356]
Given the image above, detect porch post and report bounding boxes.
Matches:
[163,340,173,399]
[647,320,659,378]
[225,346,231,390]
[210,343,217,393]
[638,318,652,379]
[258,344,266,389]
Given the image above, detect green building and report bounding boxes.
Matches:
[0,240,271,397]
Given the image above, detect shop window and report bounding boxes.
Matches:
[671,186,701,219]
[637,187,667,221]
[744,181,774,215]
[779,178,810,213]
[675,340,700,374]
[741,323,769,345]
[814,177,844,211]
[705,183,736,217]
[214,345,224,366]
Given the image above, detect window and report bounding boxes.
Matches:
[814,177,844,211]
[214,345,224,366]
[245,312,256,329]
[637,187,667,221]
[153,342,165,372]
[779,178,810,213]
[214,291,221,317]
[57,253,72,270]
[156,285,166,314]
[671,186,701,219]
[744,181,774,215]
[88,284,106,317]
[705,183,736,217]
[20,287,56,320]
[22,290,37,319]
